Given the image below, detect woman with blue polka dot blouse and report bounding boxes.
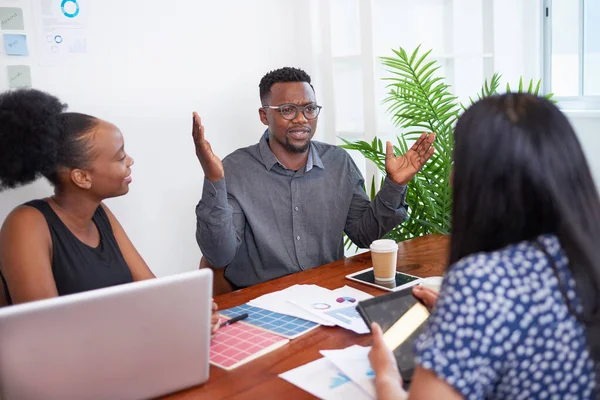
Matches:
[369,93,599,399]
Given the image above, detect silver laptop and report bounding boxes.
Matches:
[0,268,213,400]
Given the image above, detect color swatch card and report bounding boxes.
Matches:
[219,303,319,339]
[210,322,289,371]
[280,357,372,400]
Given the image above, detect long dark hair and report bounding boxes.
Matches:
[451,93,600,375]
[0,88,97,190]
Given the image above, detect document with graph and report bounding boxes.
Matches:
[288,285,373,334]
[320,345,376,398]
[279,357,372,400]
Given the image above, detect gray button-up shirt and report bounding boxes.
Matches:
[195,132,408,287]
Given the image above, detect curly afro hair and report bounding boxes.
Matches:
[258,67,314,104]
[0,89,66,191]
[0,88,98,191]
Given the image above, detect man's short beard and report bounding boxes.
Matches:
[284,138,310,154]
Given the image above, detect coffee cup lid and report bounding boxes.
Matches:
[369,239,398,252]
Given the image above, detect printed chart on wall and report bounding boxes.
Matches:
[33,0,88,65]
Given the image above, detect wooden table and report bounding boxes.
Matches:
[163,234,449,399]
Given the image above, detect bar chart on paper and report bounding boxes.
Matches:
[279,357,372,400]
[324,306,362,325]
[33,0,90,65]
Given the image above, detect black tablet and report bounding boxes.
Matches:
[356,287,430,381]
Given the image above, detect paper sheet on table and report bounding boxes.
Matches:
[289,285,373,334]
[279,357,372,400]
[248,284,334,325]
[321,345,376,398]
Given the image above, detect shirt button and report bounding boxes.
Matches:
[296,236,300,241]
[294,206,299,211]
[209,193,215,198]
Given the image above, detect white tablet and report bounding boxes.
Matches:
[346,267,422,292]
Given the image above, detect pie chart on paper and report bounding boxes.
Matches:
[336,296,357,304]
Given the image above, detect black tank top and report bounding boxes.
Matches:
[1,200,133,305]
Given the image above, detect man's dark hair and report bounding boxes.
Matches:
[259,67,314,104]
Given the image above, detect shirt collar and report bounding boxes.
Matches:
[258,130,279,171]
[307,142,325,172]
[258,130,325,172]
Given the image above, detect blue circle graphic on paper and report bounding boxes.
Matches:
[54,35,63,44]
[61,0,80,18]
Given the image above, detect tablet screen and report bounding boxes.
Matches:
[356,288,430,381]
[352,269,420,287]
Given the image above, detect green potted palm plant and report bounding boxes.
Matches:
[341,46,552,245]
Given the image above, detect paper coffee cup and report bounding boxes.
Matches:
[370,239,398,281]
[374,278,397,290]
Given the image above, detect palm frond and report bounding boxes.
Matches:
[341,46,553,245]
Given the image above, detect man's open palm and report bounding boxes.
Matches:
[385,132,436,186]
[192,112,225,182]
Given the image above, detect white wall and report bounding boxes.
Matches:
[2,0,599,279]
[0,0,311,277]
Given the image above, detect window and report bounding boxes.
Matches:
[309,0,497,183]
[308,0,552,255]
[543,0,600,108]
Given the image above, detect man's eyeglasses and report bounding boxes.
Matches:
[262,103,322,121]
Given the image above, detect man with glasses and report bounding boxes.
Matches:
[193,67,435,289]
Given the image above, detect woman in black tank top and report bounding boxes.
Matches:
[0,89,155,306]
[0,89,219,335]
[4,200,134,303]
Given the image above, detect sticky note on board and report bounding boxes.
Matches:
[4,33,28,55]
[7,65,31,88]
[0,8,24,30]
